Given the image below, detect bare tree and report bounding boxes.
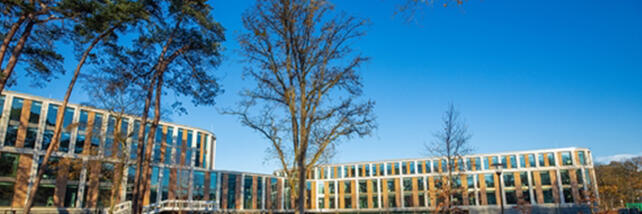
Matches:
[230,0,376,213]
[395,0,468,23]
[82,74,143,213]
[426,103,472,213]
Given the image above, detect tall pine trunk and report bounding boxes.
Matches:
[0,16,26,66]
[22,27,115,214]
[136,69,163,214]
[131,74,156,214]
[0,20,34,94]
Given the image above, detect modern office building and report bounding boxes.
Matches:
[0,91,597,213]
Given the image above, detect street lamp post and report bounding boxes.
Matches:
[492,163,505,214]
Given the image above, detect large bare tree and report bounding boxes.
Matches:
[426,103,472,213]
[231,0,376,213]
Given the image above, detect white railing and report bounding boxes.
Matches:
[143,200,217,214]
[104,200,132,214]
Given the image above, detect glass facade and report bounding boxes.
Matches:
[0,92,597,213]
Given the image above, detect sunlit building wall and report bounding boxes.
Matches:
[0,91,597,213]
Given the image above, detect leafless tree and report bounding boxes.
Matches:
[82,73,143,213]
[229,0,376,213]
[426,103,472,213]
[395,0,468,23]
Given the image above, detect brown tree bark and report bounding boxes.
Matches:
[0,20,35,93]
[22,25,118,214]
[0,16,26,65]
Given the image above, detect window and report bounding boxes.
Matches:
[547,152,555,166]
[209,172,218,201]
[0,153,19,177]
[417,161,424,174]
[425,160,432,173]
[576,169,584,185]
[433,160,439,173]
[563,187,573,203]
[4,97,23,147]
[403,178,412,191]
[386,163,393,175]
[486,190,496,205]
[538,153,545,167]
[578,151,586,165]
[59,107,75,152]
[410,161,416,174]
[504,173,515,187]
[540,171,551,186]
[474,157,481,170]
[227,174,237,209]
[506,190,517,204]
[24,101,41,149]
[243,176,253,209]
[543,189,554,203]
[509,155,517,168]
[561,152,573,166]
[483,157,489,170]
[519,154,526,168]
[485,174,494,187]
[560,170,571,185]
[528,154,535,168]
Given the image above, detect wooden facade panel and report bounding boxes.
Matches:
[15,99,31,148]
[411,177,419,207]
[85,160,101,208]
[366,180,373,208]
[53,158,70,207]
[550,170,560,203]
[569,169,580,204]
[11,154,33,208]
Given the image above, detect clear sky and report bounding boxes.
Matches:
[10,0,642,174]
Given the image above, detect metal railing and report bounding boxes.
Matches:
[104,201,132,214]
[143,200,217,214]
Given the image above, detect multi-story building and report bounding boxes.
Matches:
[0,91,598,213]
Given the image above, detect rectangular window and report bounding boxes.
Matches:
[0,153,19,177]
[483,157,489,170]
[528,154,536,168]
[540,171,551,186]
[519,154,526,168]
[509,155,517,168]
[504,173,515,187]
[538,153,545,167]
[563,187,573,203]
[543,189,554,203]
[486,190,496,205]
[59,107,75,152]
[485,174,494,187]
[209,172,217,201]
[4,97,24,147]
[547,152,555,166]
[386,163,393,175]
[506,190,517,204]
[410,161,416,174]
[561,152,573,166]
[578,151,586,165]
[425,160,432,173]
[560,170,571,185]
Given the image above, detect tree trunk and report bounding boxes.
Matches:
[131,75,156,214]
[296,153,306,214]
[137,69,163,214]
[22,26,110,214]
[0,20,34,94]
[0,16,26,66]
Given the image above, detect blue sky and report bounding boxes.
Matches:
[10,0,642,173]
